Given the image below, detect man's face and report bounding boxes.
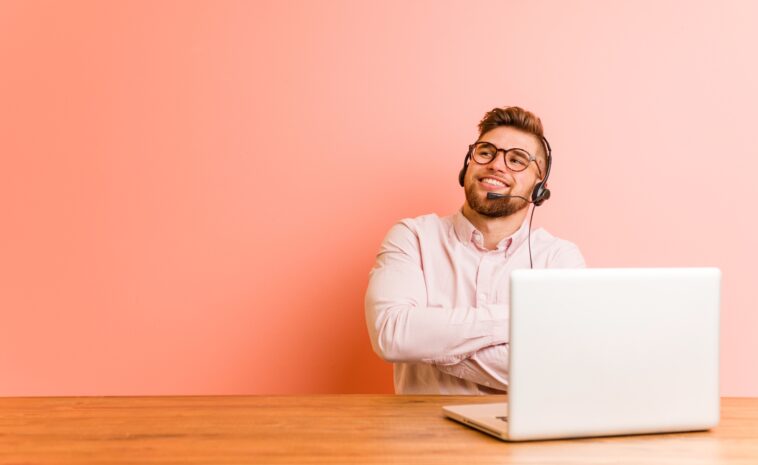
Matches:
[464,126,544,218]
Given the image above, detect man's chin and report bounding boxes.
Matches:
[475,206,513,218]
[468,193,528,218]
[465,182,530,217]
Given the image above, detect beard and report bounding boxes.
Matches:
[465,180,530,218]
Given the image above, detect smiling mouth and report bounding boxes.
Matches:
[479,177,509,189]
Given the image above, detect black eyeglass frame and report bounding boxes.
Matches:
[467,141,544,178]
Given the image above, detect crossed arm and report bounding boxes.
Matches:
[364,222,509,389]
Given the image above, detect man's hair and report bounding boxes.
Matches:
[477,106,547,163]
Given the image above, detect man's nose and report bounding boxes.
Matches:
[488,150,509,171]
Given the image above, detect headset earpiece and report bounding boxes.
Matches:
[530,137,552,206]
[458,145,474,187]
[532,182,551,206]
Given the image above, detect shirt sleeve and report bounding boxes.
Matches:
[364,221,509,364]
[433,240,588,388]
[434,343,510,392]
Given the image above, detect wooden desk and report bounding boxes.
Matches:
[1,395,757,464]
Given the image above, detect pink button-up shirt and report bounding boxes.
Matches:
[365,207,586,395]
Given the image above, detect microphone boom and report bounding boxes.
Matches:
[486,192,531,202]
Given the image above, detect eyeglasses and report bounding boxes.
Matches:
[469,141,541,175]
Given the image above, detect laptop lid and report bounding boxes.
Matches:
[506,267,720,441]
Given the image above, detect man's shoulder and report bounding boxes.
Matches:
[380,212,453,245]
[532,227,581,249]
[393,212,454,236]
[377,213,452,257]
[532,227,586,267]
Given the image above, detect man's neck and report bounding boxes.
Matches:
[461,203,528,250]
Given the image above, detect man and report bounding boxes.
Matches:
[364,106,585,394]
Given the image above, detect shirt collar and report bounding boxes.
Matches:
[452,207,532,254]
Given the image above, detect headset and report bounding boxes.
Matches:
[458,134,553,268]
[458,135,552,206]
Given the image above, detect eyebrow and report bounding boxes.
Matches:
[479,141,532,154]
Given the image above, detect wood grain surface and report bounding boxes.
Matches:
[1,395,757,464]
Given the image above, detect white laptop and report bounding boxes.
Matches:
[443,267,721,441]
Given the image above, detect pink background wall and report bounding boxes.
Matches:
[1,1,756,396]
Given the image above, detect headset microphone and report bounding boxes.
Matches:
[486,192,531,202]
[482,170,549,269]
[484,191,538,267]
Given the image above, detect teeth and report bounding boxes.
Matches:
[482,178,506,187]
